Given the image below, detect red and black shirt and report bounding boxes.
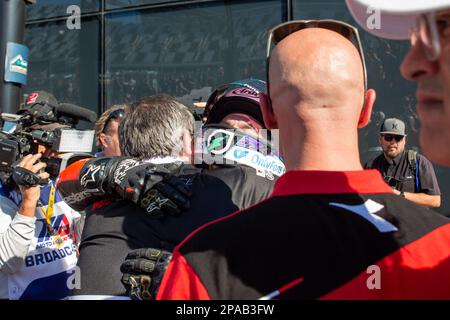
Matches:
[157,170,450,300]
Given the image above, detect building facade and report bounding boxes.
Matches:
[24,0,450,214]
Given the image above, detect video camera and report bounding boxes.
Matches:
[0,92,97,185]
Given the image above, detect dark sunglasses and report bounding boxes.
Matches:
[382,134,404,142]
[103,109,125,133]
[266,20,368,101]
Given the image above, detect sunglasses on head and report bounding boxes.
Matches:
[382,134,404,142]
[266,19,368,94]
[103,109,125,133]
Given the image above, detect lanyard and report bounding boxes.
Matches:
[38,183,56,235]
[37,183,77,252]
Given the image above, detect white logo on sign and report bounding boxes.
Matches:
[10,54,28,75]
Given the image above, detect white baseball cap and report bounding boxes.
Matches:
[346,0,450,40]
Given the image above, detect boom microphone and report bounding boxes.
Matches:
[56,103,98,123]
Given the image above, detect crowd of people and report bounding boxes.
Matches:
[1,0,450,300]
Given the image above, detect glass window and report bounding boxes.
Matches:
[293,0,450,215]
[106,0,194,10]
[104,1,282,107]
[27,0,100,21]
[24,17,101,119]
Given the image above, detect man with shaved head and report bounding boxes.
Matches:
[156,21,450,300]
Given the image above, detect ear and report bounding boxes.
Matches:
[260,92,278,129]
[358,89,376,129]
[99,133,109,148]
[180,129,193,160]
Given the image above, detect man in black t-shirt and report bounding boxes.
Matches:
[365,118,441,208]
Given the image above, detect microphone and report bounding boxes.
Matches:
[56,103,98,123]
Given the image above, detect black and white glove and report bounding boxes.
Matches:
[114,160,192,217]
[77,157,192,217]
[120,248,173,300]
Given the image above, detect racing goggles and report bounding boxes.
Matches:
[266,19,367,92]
[410,12,450,61]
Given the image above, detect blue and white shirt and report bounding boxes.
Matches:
[0,181,82,300]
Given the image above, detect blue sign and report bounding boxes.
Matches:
[4,42,29,85]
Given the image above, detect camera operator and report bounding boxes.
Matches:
[0,124,84,300]
[0,92,89,300]
[0,152,48,300]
